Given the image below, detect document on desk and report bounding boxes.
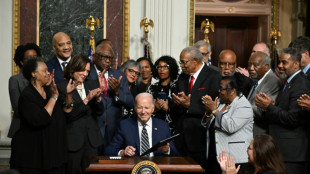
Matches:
[140,133,180,157]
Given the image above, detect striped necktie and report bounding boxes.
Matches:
[141,124,150,156]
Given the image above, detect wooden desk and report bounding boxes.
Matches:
[86,156,205,173]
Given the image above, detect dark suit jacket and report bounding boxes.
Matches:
[58,79,104,151]
[46,56,65,84]
[8,73,28,138]
[88,64,134,146]
[265,72,310,162]
[176,64,221,153]
[104,117,178,156]
[304,67,310,81]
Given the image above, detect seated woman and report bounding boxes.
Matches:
[201,73,254,174]
[147,56,179,134]
[217,134,286,174]
[8,43,41,138]
[120,60,146,118]
[10,58,67,174]
[57,54,104,174]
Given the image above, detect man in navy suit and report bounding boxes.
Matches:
[88,41,134,151]
[46,32,73,83]
[255,47,310,174]
[104,92,178,157]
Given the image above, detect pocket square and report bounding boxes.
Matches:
[198,88,206,90]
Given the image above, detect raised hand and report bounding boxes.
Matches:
[66,79,80,94]
[50,75,59,98]
[47,69,55,86]
[202,95,218,113]
[255,92,272,110]
[172,92,190,108]
[217,150,228,172]
[226,156,240,174]
[108,75,122,96]
[297,94,310,111]
[84,88,102,105]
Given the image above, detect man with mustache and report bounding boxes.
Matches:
[255,47,310,174]
[88,40,134,152]
[172,46,221,170]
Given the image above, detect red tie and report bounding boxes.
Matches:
[189,76,195,93]
[103,75,108,99]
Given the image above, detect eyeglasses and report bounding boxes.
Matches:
[156,65,170,70]
[127,68,140,76]
[179,58,195,65]
[219,87,233,91]
[95,53,114,61]
[218,62,236,68]
[201,52,210,56]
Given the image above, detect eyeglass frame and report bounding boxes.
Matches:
[95,53,114,61]
[218,87,233,91]
[201,52,210,57]
[156,64,170,70]
[127,68,140,76]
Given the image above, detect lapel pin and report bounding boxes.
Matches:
[154,128,157,130]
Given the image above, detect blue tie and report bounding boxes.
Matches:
[282,82,288,92]
[61,62,67,70]
[248,82,258,99]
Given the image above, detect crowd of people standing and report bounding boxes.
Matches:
[7,32,310,174]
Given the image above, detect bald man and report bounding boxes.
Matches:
[46,32,73,83]
[218,49,254,97]
[218,49,237,76]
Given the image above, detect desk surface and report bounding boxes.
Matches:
[86,156,205,173]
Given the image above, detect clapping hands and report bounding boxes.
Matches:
[217,150,240,174]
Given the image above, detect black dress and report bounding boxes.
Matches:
[10,85,67,172]
[147,80,179,134]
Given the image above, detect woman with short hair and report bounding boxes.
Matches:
[10,58,67,174]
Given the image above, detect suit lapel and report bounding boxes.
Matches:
[133,120,140,154]
[152,118,159,146]
[191,65,208,93]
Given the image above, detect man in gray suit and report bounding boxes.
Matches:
[247,51,282,136]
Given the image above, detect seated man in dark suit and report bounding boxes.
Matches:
[104,92,178,157]
[46,32,73,83]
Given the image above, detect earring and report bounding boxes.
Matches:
[33,76,37,84]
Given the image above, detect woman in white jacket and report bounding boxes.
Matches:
[201,73,254,174]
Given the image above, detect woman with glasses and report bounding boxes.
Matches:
[147,56,179,134]
[201,73,254,174]
[120,60,147,118]
[8,43,41,138]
